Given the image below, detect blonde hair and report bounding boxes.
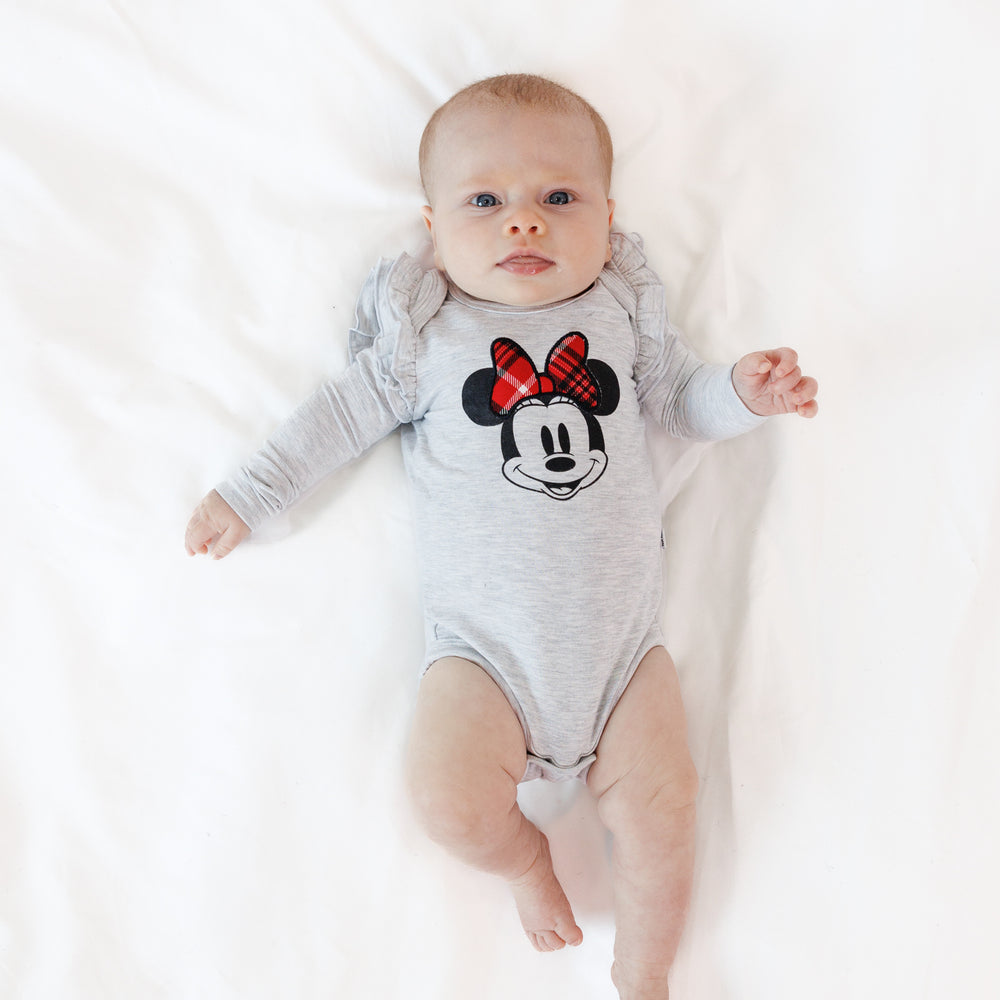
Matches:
[419,73,614,199]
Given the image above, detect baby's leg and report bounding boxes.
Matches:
[406,656,583,952]
[587,646,699,1000]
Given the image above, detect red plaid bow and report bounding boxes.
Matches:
[490,334,599,416]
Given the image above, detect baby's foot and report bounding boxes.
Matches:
[509,832,583,952]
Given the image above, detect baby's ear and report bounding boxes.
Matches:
[462,369,505,426]
[420,206,447,272]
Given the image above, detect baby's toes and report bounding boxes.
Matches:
[557,918,583,947]
[528,929,565,952]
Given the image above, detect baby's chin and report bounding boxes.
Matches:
[445,267,600,308]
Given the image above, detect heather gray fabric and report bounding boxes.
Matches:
[218,233,766,778]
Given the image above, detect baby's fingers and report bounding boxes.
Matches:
[210,520,250,560]
[184,512,218,556]
[735,351,773,379]
[184,490,250,558]
[767,347,799,379]
[770,364,804,396]
[792,375,819,417]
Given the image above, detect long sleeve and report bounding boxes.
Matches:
[216,352,404,531]
[216,252,447,532]
[603,232,767,441]
[637,334,766,441]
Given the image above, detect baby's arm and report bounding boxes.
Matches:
[183,336,411,560]
[182,254,438,561]
[185,490,251,560]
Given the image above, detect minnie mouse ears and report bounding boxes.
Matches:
[463,333,619,427]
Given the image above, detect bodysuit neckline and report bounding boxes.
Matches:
[445,280,598,315]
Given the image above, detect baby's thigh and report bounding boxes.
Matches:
[587,646,698,820]
[406,657,528,819]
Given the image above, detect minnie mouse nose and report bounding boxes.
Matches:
[545,456,576,473]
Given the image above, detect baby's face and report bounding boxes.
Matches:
[421,105,615,307]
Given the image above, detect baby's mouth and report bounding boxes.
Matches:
[498,252,554,277]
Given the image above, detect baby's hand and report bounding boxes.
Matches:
[185,490,250,560]
[733,348,819,418]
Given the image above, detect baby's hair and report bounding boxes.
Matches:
[419,73,614,200]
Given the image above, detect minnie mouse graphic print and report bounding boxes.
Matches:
[461,333,621,501]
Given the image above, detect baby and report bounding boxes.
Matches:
[186,74,818,1000]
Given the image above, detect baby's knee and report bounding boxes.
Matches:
[409,775,474,847]
[406,759,513,852]
[597,751,699,837]
[646,759,699,834]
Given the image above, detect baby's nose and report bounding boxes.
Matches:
[505,209,545,236]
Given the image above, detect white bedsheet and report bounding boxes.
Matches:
[4,1,998,997]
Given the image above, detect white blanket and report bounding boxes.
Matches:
[4,1,998,997]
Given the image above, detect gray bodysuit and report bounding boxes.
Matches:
[218,233,766,781]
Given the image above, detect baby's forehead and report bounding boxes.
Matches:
[421,97,610,199]
[442,97,587,138]
[433,102,599,168]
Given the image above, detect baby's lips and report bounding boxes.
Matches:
[498,251,555,276]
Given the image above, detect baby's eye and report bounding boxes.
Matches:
[545,191,573,206]
[471,193,500,208]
